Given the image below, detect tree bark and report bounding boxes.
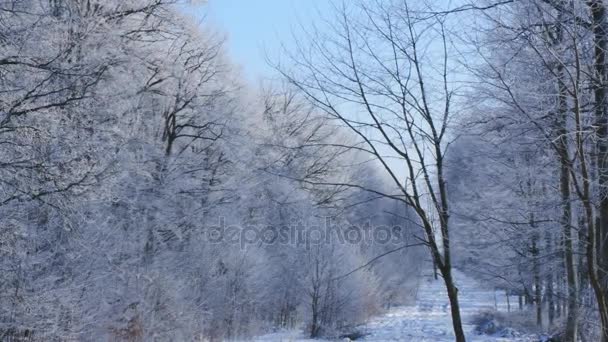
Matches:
[556,62,579,341]
[546,232,555,326]
[532,230,543,328]
[586,1,608,340]
[440,264,466,342]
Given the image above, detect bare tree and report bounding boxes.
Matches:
[586,1,608,340]
[276,1,466,340]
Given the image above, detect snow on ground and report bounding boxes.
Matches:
[247,330,318,341]
[250,269,537,341]
[360,269,535,341]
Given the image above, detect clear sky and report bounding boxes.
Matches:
[196,0,329,82]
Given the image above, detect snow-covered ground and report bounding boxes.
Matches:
[250,269,538,341]
[359,269,536,341]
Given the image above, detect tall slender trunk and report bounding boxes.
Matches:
[437,149,465,342]
[586,2,608,340]
[423,213,465,342]
[420,150,465,342]
[546,231,555,326]
[556,63,579,341]
[578,214,588,303]
[438,263,465,342]
[532,228,543,328]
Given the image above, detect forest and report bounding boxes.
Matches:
[2,0,608,341]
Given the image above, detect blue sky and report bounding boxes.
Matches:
[196,0,329,82]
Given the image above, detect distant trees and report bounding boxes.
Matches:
[253,85,424,337]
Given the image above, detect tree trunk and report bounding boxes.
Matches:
[438,175,466,341]
[556,62,579,341]
[578,214,588,304]
[532,232,542,328]
[547,260,555,326]
[439,265,466,342]
[586,2,608,340]
[545,229,554,326]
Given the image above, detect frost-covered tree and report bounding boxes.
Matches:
[0,1,430,341]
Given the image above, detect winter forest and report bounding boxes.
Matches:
[4,0,608,341]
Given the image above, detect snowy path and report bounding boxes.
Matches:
[252,270,536,341]
[360,269,533,341]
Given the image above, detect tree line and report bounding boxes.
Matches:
[4,0,608,342]
[0,0,424,340]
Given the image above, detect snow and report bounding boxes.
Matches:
[247,330,318,341]
[250,269,538,341]
[359,269,536,341]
